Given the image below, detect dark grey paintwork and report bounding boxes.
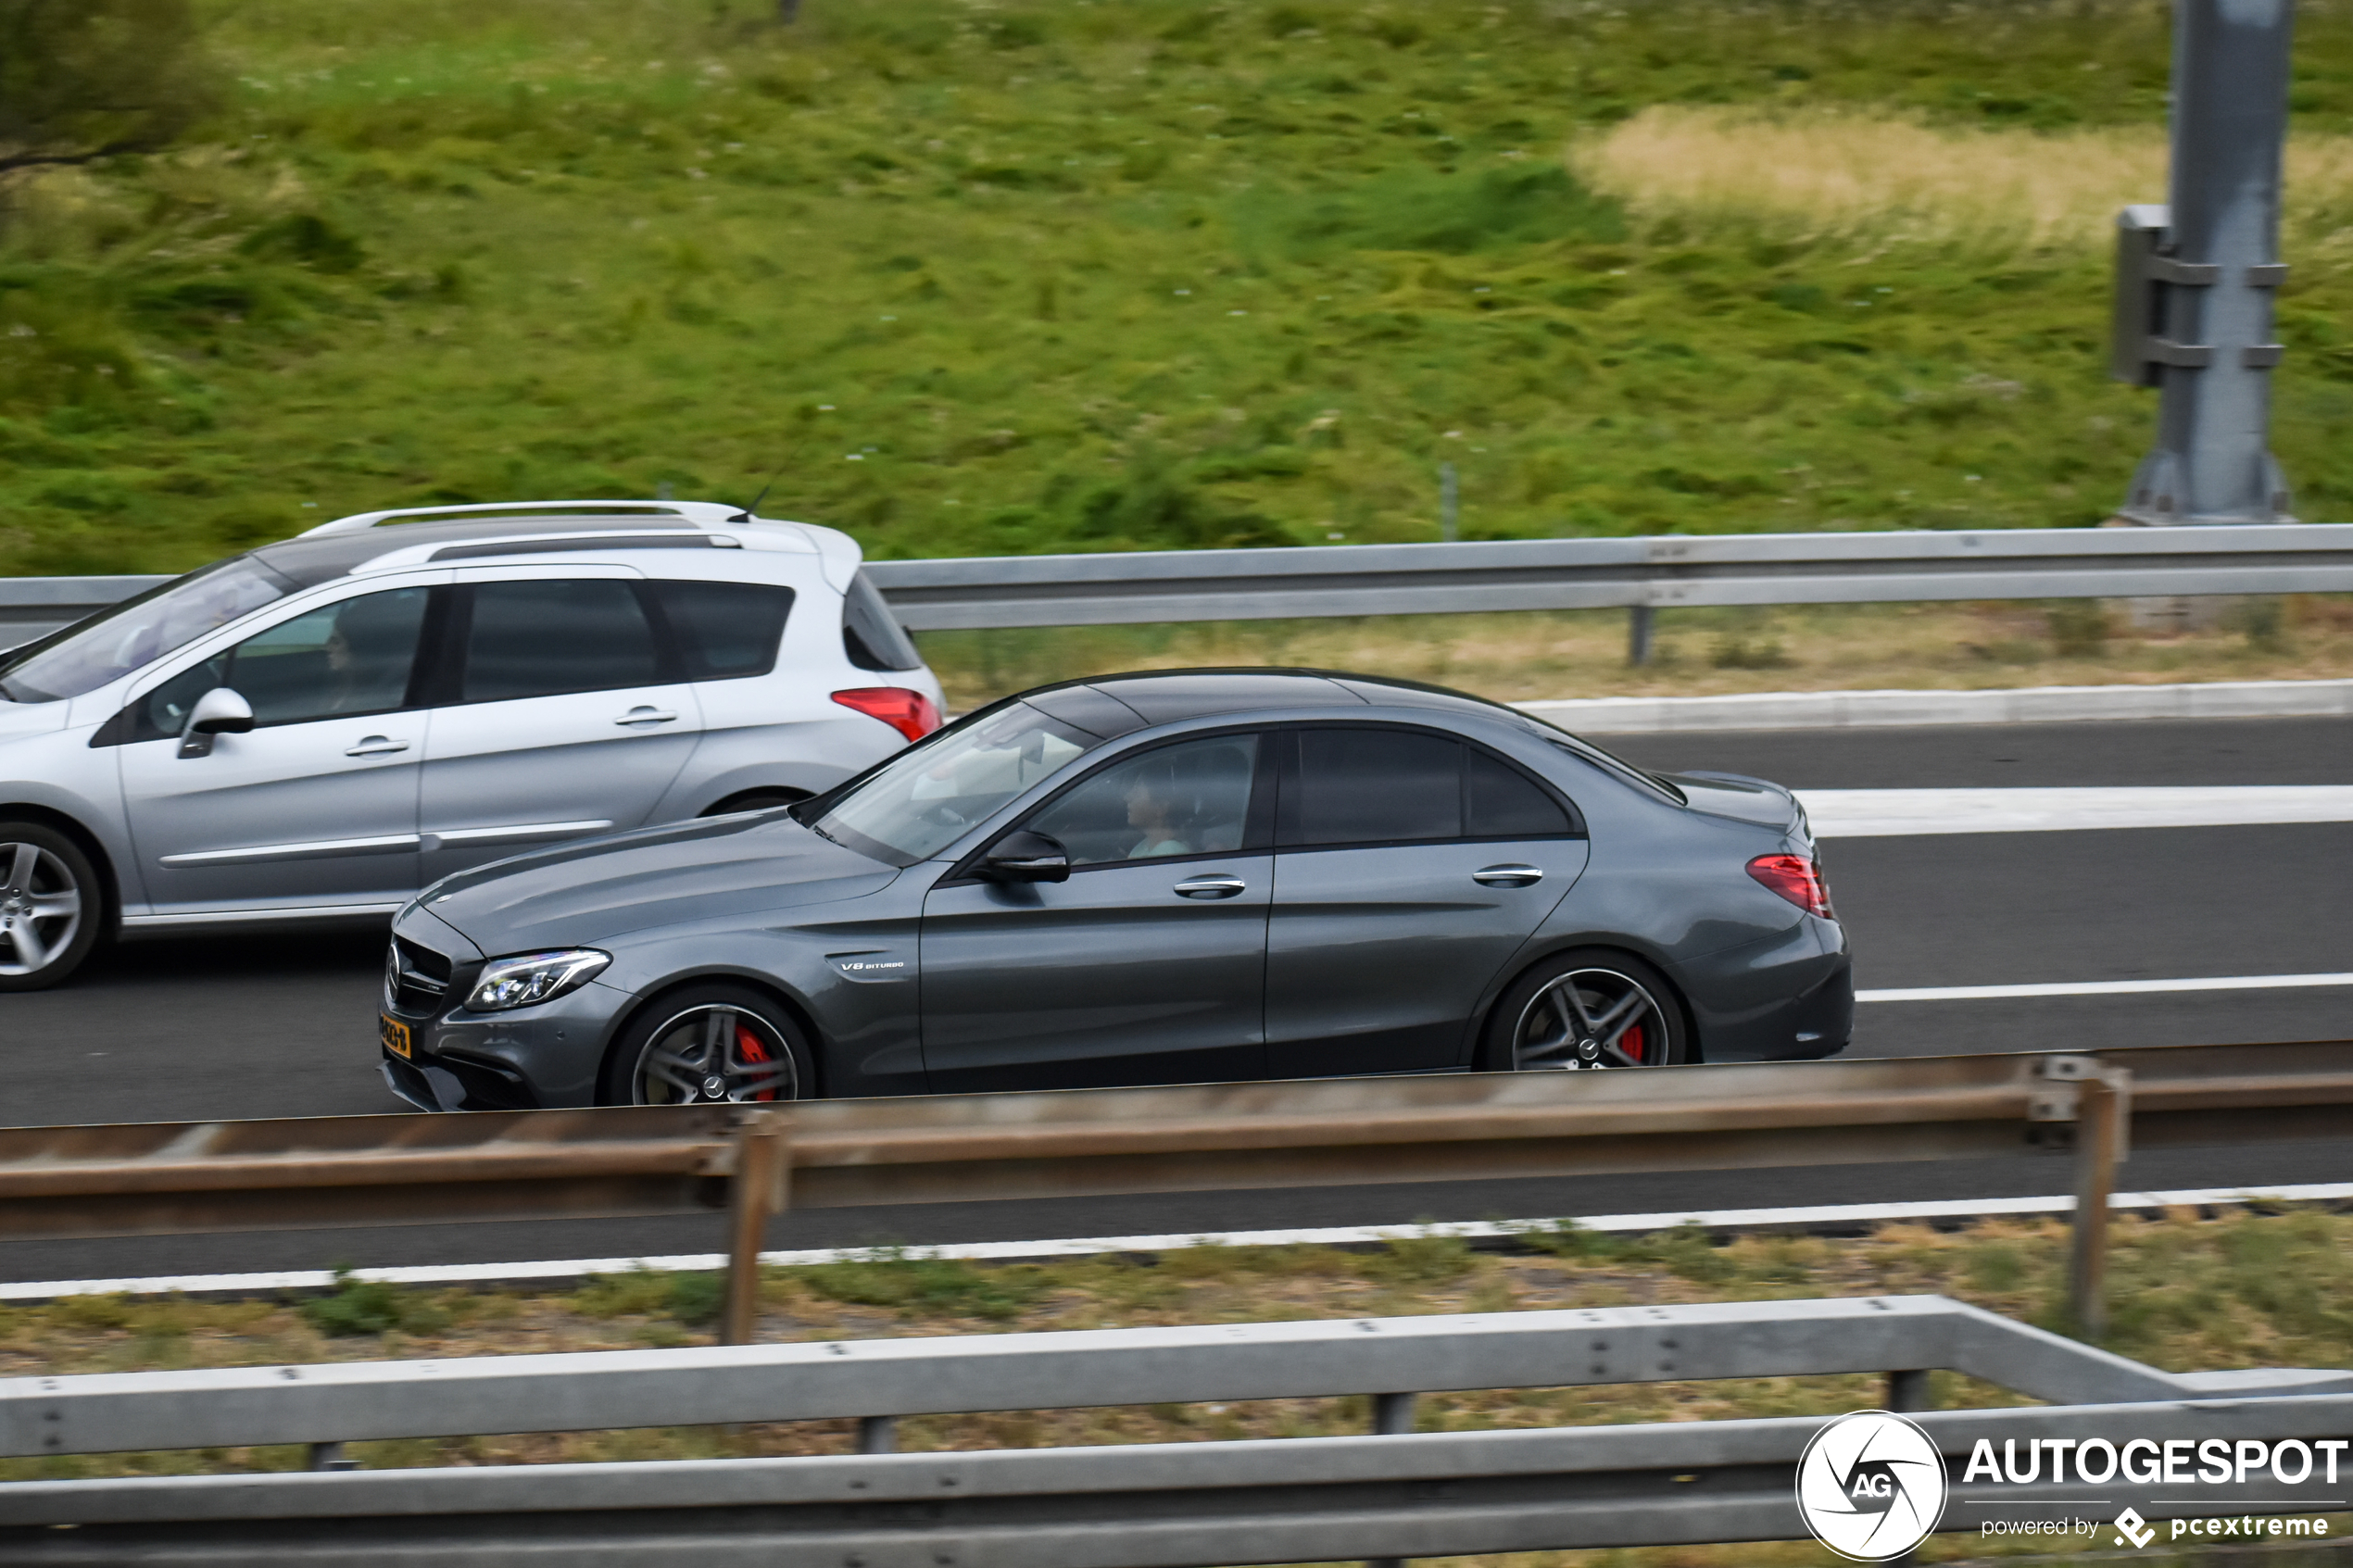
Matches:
[382,671,1852,1110]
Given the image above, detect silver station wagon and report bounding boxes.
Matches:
[0,500,944,990]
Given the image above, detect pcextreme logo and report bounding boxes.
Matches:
[1796,1411,1949,1562]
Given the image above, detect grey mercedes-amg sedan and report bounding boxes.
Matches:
[379,670,1852,1110]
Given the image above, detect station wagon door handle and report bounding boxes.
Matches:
[1472,864,1543,887]
[615,707,679,727]
[1173,874,1248,899]
[344,736,409,758]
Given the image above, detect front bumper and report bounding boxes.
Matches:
[381,979,631,1111]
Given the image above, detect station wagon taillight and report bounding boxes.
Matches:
[1747,853,1834,918]
[834,686,942,742]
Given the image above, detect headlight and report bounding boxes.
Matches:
[466,949,611,1011]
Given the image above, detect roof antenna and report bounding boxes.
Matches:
[731,459,791,522]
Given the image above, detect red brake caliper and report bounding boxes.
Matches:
[735,1022,775,1102]
[1620,1024,1646,1065]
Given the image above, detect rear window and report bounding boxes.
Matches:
[842,570,924,672]
[648,581,794,680]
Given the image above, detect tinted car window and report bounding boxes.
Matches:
[650,580,793,680]
[1466,749,1574,837]
[460,580,660,703]
[135,587,428,740]
[1290,728,1462,846]
[1026,735,1259,867]
[842,570,924,672]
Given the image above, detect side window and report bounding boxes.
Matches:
[1289,728,1463,847]
[1025,734,1259,868]
[1466,749,1575,837]
[134,588,428,741]
[648,581,794,681]
[459,580,660,703]
[842,570,924,671]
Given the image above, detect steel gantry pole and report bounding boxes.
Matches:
[2115,0,2296,525]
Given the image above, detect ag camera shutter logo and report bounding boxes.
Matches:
[1797,1411,1949,1562]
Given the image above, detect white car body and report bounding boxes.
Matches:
[0,500,942,982]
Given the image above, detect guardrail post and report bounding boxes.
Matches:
[1364,1392,1421,1568]
[857,1416,898,1454]
[304,1441,356,1471]
[722,1108,792,1347]
[1627,605,1655,666]
[1885,1369,1932,1412]
[2069,1070,2130,1339]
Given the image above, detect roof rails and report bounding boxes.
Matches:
[300,500,753,537]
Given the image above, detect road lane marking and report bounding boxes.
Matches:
[7,1182,2351,1302]
[1798,784,2353,836]
[1858,972,2353,1003]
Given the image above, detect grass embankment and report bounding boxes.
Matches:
[14,0,2353,585]
[19,1,2353,709]
[6,1207,2351,1565]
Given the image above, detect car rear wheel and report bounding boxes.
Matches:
[604,985,815,1106]
[1480,949,1690,1071]
[0,822,101,993]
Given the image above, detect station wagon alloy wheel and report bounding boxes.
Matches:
[0,823,98,990]
[1509,966,1672,1071]
[630,1003,801,1104]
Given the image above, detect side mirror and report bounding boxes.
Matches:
[178,687,254,759]
[979,830,1070,884]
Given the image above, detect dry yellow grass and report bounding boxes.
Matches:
[1571,105,2353,253]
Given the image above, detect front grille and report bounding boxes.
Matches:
[385,936,452,1015]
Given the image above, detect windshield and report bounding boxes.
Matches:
[0,558,294,704]
[813,701,1101,865]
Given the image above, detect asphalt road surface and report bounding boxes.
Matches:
[4,716,2347,1285]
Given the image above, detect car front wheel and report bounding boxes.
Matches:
[1480,948,1690,1071]
[602,984,815,1106]
[0,822,101,992]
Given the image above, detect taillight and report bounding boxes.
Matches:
[833,686,942,743]
[1748,853,1833,918]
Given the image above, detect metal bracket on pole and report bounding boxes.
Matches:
[2112,0,2296,525]
[722,1108,792,1347]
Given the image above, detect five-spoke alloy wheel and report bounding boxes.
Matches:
[0,822,100,991]
[606,984,814,1106]
[1481,948,1688,1071]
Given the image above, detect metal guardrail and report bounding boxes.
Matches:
[3,1041,2351,1344]
[9,1295,2346,1461]
[6,1400,2352,1566]
[862,524,2353,629]
[7,524,2353,648]
[4,1299,2350,1563]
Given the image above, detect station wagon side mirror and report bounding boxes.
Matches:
[178,687,254,759]
[978,830,1070,884]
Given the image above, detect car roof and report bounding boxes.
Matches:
[245,502,822,590]
[1017,667,1554,732]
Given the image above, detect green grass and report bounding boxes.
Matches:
[10,0,2353,577]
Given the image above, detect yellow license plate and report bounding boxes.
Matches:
[380,1015,413,1060]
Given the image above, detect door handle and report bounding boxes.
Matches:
[615,707,680,726]
[1173,874,1247,899]
[1472,863,1543,887]
[344,736,409,758]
